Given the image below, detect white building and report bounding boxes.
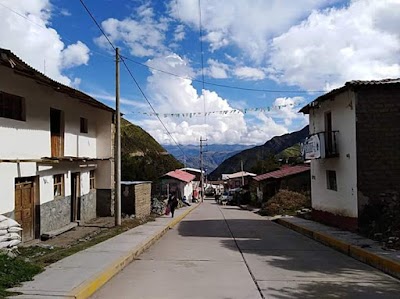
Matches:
[0,48,114,241]
[162,170,195,201]
[300,79,400,231]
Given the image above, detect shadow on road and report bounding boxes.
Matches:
[178,218,400,298]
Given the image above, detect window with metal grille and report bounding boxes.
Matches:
[90,170,95,190]
[54,174,64,198]
[326,170,337,191]
[0,91,25,121]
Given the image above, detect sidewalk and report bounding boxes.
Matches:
[275,216,400,280]
[10,203,200,299]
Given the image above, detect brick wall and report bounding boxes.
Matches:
[134,183,151,219]
[355,85,400,229]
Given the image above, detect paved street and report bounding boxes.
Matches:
[91,201,400,299]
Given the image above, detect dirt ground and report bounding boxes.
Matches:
[20,217,119,249]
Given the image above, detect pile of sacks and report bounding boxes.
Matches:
[0,215,22,251]
[151,197,166,215]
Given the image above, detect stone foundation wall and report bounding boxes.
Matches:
[80,190,96,223]
[134,184,151,219]
[40,196,71,234]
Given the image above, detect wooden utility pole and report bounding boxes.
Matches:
[115,47,121,226]
[200,136,207,201]
[241,160,244,186]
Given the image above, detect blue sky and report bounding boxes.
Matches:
[0,0,399,145]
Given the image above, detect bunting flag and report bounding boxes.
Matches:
[129,102,303,118]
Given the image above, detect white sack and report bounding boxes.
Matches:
[7,227,22,233]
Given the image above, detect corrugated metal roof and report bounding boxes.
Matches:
[300,78,400,114]
[164,170,195,183]
[224,171,257,180]
[253,165,310,182]
[0,48,114,113]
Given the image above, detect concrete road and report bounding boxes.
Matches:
[91,201,400,299]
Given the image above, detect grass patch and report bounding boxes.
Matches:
[0,253,43,298]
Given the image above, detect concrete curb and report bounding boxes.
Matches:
[275,218,400,280]
[69,203,201,299]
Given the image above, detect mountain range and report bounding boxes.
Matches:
[209,126,309,180]
[162,144,254,173]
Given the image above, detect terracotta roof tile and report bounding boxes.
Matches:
[164,170,195,183]
[254,165,310,182]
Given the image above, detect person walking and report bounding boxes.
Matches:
[168,194,178,218]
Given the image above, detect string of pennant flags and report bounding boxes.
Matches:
[128,102,303,118]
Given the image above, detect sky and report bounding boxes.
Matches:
[0,0,399,145]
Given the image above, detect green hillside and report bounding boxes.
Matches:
[121,119,183,181]
[209,126,308,179]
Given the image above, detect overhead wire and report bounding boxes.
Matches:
[0,0,324,95]
[78,0,187,159]
[121,55,324,94]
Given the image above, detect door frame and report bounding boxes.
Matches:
[14,176,39,241]
[71,172,81,222]
[50,108,64,157]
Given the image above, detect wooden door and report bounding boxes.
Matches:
[15,179,35,242]
[50,108,64,157]
[71,173,81,222]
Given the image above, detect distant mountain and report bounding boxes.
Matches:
[209,126,309,180]
[121,119,183,181]
[163,144,254,173]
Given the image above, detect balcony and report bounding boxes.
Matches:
[324,131,339,158]
[302,131,339,159]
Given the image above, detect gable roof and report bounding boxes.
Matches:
[0,48,114,113]
[223,171,256,180]
[300,78,400,114]
[164,169,195,183]
[180,167,204,173]
[254,165,310,182]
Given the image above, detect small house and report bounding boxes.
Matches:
[300,78,400,231]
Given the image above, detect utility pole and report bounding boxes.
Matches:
[115,47,121,226]
[241,159,244,186]
[200,136,207,201]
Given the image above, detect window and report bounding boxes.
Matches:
[54,174,64,198]
[326,170,337,191]
[0,91,25,121]
[90,170,95,190]
[80,117,88,133]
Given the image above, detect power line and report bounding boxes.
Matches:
[1,0,326,95]
[198,0,207,137]
[121,55,324,94]
[78,0,187,159]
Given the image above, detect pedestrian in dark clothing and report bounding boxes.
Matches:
[168,195,178,218]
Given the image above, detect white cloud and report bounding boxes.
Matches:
[89,92,148,109]
[135,53,292,145]
[234,66,265,80]
[174,24,185,41]
[59,8,71,16]
[0,0,90,86]
[94,2,169,57]
[169,0,338,62]
[62,41,90,68]
[206,59,229,79]
[270,97,308,126]
[269,0,400,90]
